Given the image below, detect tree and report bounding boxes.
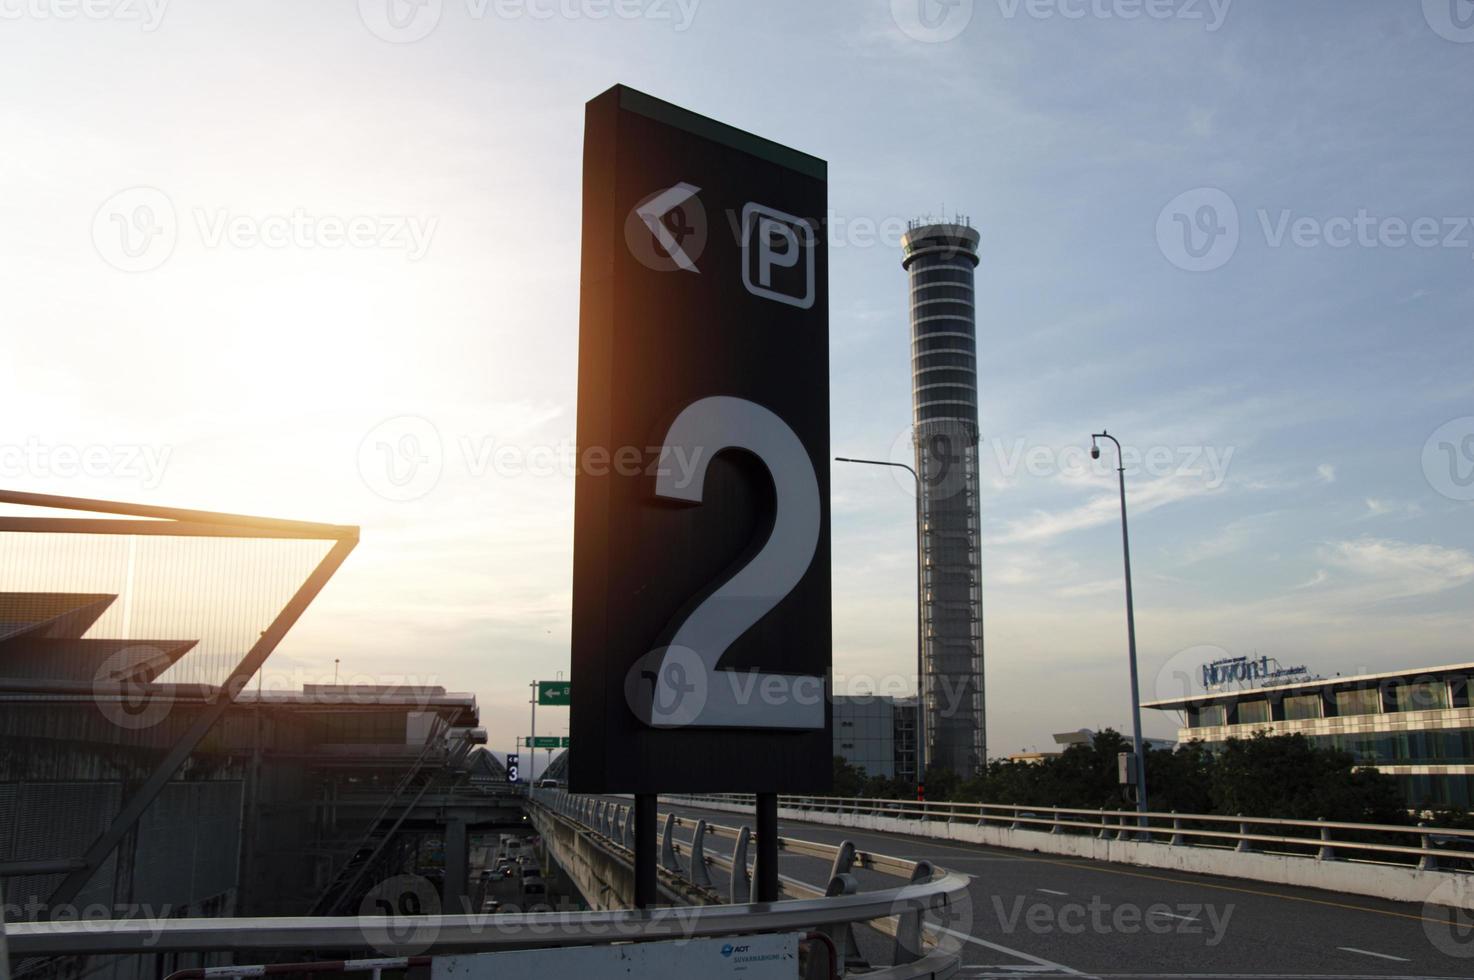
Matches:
[834,730,1410,823]
[832,756,866,798]
[1145,740,1213,814]
[934,730,1403,825]
[1208,732,1404,824]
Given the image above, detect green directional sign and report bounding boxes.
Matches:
[526,736,570,748]
[537,681,571,705]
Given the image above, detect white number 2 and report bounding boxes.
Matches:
[639,395,824,730]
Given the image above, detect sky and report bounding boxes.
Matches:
[2,0,1472,766]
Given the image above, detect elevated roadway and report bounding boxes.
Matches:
[641,796,1474,979]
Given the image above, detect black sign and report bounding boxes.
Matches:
[570,85,831,794]
[506,753,520,784]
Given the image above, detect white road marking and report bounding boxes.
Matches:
[1337,946,1411,962]
[1037,888,1069,896]
[1150,910,1197,921]
[935,925,1091,977]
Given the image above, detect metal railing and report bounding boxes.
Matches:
[662,792,1474,870]
[7,881,968,980]
[526,789,972,974]
[6,795,970,980]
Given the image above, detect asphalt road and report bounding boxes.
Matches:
[635,797,1474,980]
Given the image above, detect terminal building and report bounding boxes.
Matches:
[1144,660,1474,807]
[0,492,519,980]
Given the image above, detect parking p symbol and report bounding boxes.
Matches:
[742,202,816,309]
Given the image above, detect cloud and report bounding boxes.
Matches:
[1320,537,1474,601]
[1174,511,1281,565]
[1055,579,1122,599]
[1316,464,1336,484]
[993,475,1221,544]
[1360,498,1422,521]
[1294,569,1328,590]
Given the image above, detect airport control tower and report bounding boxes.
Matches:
[901,218,984,778]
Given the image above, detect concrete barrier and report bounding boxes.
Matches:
[668,796,1466,907]
[524,800,719,910]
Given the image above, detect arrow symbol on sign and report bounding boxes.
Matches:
[636,182,702,273]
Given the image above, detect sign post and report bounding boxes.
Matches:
[571,85,832,907]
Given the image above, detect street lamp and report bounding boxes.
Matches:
[834,455,927,799]
[1090,431,1148,827]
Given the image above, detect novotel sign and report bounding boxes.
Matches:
[1201,655,1311,690]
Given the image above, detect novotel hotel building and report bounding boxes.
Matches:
[1144,660,1474,808]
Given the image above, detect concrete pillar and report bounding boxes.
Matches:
[1419,822,1439,871]
[661,813,683,874]
[689,821,713,887]
[1235,814,1254,854]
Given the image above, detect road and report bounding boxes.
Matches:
[638,798,1474,979]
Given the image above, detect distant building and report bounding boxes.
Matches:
[1009,729,1175,764]
[833,695,918,782]
[1052,728,1176,752]
[1006,751,1057,764]
[1145,661,1474,807]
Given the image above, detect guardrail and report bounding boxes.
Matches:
[7,795,971,980]
[661,792,1474,870]
[526,789,972,975]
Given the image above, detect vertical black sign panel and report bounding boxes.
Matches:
[571,85,831,794]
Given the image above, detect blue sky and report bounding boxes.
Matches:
[2,0,1472,762]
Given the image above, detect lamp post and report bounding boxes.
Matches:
[1090,431,1148,827]
[835,455,927,800]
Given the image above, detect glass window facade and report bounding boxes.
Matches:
[920,402,976,421]
[1236,700,1271,725]
[1189,704,1227,727]
[1334,689,1381,716]
[913,284,973,301]
[914,318,975,338]
[1393,681,1449,712]
[915,335,974,354]
[1392,774,1474,808]
[917,368,976,387]
[912,266,973,286]
[912,301,976,319]
[1283,694,1322,720]
[915,351,975,370]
